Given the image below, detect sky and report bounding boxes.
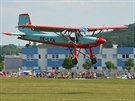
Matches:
[0,0,135,46]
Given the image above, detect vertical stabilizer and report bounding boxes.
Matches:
[18,13,32,32]
[18,13,31,25]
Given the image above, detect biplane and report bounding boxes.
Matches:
[3,13,128,65]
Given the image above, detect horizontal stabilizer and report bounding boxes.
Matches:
[3,32,26,36]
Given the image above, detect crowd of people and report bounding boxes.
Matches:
[2,69,135,79]
[33,70,97,79]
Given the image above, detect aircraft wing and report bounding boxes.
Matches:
[3,32,26,36]
[17,24,128,32]
[88,26,128,31]
[17,24,80,32]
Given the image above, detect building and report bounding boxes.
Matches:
[21,48,47,72]
[21,47,135,71]
[4,55,22,72]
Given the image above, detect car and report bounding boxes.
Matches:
[121,74,128,79]
[0,71,6,76]
[117,74,127,79]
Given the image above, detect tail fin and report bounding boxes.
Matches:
[18,13,32,32]
[18,13,31,25]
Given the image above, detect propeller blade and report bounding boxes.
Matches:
[99,44,103,57]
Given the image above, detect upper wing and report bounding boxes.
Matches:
[17,24,80,32]
[17,24,128,32]
[88,26,128,31]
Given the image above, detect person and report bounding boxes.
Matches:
[89,72,93,79]
[127,72,131,79]
[33,71,36,77]
[61,72,64,79]
[51,70,55,78]
[93,72,97,79]
[39,72,42,77]
[42,72,45,78]
[71,72,74,78]
[29,71,32,77]
[55,70,59,78]
[36,72,39,77]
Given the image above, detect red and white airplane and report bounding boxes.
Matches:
[3,13,128,65]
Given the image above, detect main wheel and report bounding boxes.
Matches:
[72,58,78,65]
[91,58,97,64]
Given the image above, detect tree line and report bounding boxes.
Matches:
[103,23,135,48]
[0,44,21,71]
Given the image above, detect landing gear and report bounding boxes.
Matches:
[72,58,78,65]
[89,48,97,64]
[91,57,97,64]
[26,44,30,47]
[25,41,31,47]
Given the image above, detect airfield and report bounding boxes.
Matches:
[0,77,135,101]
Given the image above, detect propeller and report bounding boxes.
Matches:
[99,30,107,57]
[99,43,103,57]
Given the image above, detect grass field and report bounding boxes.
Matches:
[0,77,135,101]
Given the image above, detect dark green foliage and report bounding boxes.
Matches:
[62,56,74,70]
[0,62,4,71]
[0,55,4,63]
[82,60,92,70]
[104,23,135,48]
[124,58,134,71]
[0,44,21,55]
[105,61,115,70]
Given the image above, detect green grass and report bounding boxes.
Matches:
[0,77,135,101]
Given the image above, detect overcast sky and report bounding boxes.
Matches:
[0,0,135,46]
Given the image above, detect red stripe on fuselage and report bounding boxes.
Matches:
[18,37,98,48]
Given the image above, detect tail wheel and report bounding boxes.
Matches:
[72,58,78,65]
[91,58,97,64]
[26,44,30,47]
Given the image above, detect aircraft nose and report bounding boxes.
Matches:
[96,38,106,45]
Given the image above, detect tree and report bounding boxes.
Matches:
[0,55,4,63]
[62,56,75,70]
[0,44,21,55]
[124,59,134,71]
[0,62,4,71]
[105,61,115,70]
[105,61,115,77]
[133,65,135,70]
[82,60,92,70]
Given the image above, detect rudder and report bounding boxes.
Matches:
[18,13,31,25]
[18,13,32,32]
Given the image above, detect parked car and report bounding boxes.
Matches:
[0,71,6,76]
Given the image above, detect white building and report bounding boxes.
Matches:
[21,47,135,71]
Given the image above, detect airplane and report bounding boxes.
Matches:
[3,13,128,65]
